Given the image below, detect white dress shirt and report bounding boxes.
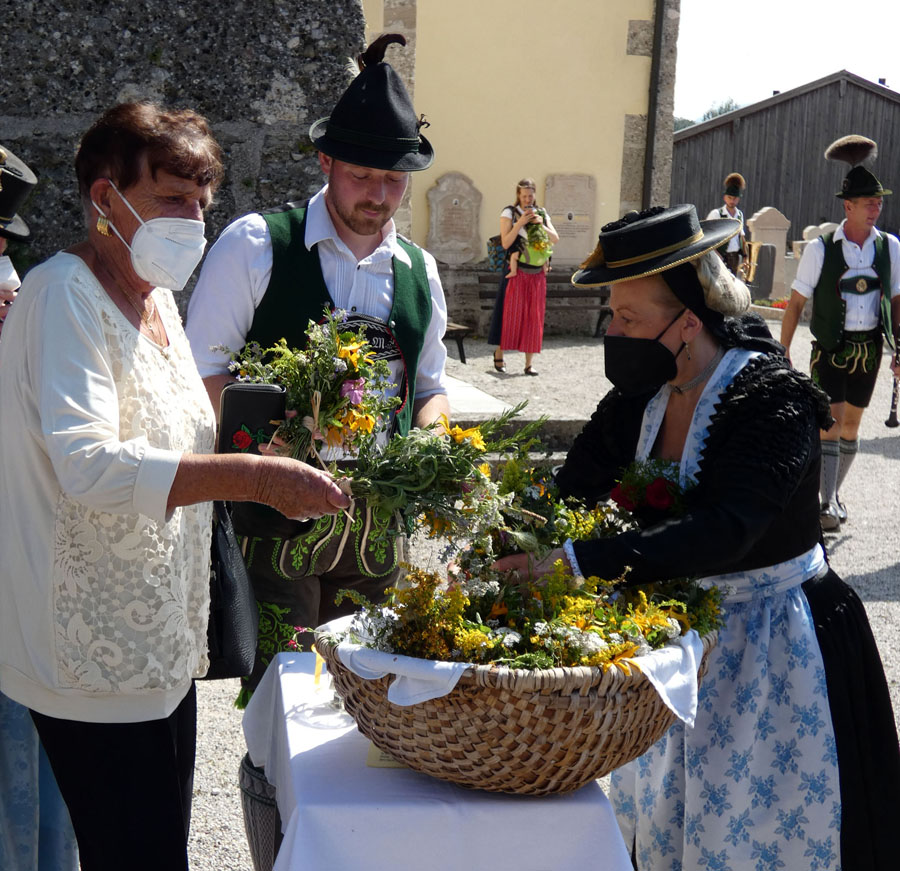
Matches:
[186,187,448,410]
[791,221,900,331]
[706,205,744,253]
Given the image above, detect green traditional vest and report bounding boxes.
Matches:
[250,201,433,436]
[809,230,894,352]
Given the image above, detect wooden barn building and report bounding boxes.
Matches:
[671,70,900,238]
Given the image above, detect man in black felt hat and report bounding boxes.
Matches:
[186,33,450,701]
[781,135,900,531]
[0,144,38,339]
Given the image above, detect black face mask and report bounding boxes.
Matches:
[604,308,686,397]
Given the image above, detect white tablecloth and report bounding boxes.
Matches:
[243,653,632,871]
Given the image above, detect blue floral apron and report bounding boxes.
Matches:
[609,348,841,870]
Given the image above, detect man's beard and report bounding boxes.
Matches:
[332,198,393,236]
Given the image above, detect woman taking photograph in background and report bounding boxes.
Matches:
[491,178,558,376]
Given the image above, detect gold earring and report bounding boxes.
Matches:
[96,215,111,236]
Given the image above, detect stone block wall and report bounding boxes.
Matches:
[1,0,365,305]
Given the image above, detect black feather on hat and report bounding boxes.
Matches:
[825,135,890,198]
[309,32,434,172]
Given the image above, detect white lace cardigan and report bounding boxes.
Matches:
[0,253,216,723]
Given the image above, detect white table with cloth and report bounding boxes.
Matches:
[242,651,633,871]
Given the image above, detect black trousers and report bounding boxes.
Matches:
[30,683,197,871]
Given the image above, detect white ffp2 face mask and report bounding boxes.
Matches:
[0,255,21,292]
[92,179,207,290]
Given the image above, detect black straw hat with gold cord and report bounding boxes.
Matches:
[572,204,740,287]
[309,32,434,172]
[825,135,891,199]
[0,145,37,242]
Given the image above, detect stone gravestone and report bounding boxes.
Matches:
[747,207,791,296]
[426,172,482,265]
[793,221,840,260]
[544,174,596,265]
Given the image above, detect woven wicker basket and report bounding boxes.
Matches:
[315,630,717,796]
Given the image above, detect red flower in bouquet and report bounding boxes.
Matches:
[645,477,675,511]
[610,482,637,512]
[611,459,692,523]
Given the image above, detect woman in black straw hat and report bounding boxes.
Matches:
[495,204,900,871]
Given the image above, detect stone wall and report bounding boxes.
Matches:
[1,0,365,295]
[621,0,680,212]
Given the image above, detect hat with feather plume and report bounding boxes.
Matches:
[309,33,433,172]
[722,172,745,197]
[825,135,890,199]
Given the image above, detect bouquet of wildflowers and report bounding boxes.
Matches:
[318,453,720,671]
[488,455,626,558]
[333,560,721,671]
[341,402,546,542]
[217,308,399,461]
[609,458,692,526]
[525,207,553,257]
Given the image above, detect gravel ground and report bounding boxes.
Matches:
[189,323,900,870]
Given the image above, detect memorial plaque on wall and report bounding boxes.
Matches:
[426,172,483,265]
[545,174,595,264]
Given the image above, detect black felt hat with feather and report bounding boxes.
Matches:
[825,135,891,199]
[309,33,433,172]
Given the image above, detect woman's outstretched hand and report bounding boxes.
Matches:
[492,547,568,580]
[254,457,350,521]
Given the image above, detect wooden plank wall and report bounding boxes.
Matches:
[671,80,900,238]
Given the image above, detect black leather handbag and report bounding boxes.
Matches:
[201,500,258,680]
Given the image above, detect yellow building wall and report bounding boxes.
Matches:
[361,0,654,257]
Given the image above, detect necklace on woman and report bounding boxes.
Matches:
[671,346,725,394]
[121,288,162,344]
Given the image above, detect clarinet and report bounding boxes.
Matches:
[887,348,900,428]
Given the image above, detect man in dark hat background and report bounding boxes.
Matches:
[0,145,38,338]
[186,33,449,700]
[781,135,900,530]
[706,171,748,276]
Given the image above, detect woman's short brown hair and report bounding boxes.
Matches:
[75,102,224,201]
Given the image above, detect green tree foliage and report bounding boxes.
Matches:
[701,98,739,121]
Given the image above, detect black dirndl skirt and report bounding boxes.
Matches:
[802,567,900,871]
